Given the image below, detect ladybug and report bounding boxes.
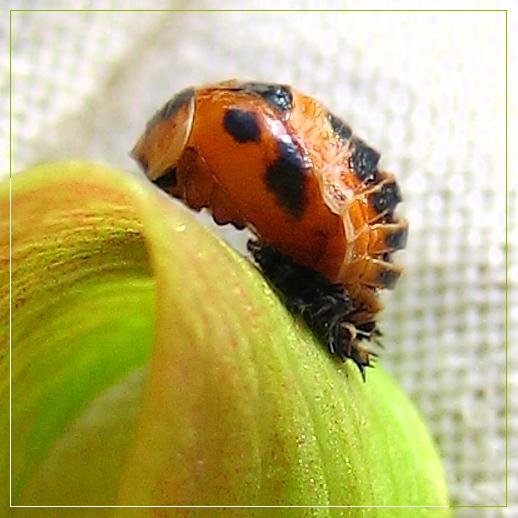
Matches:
[131,80,407,376]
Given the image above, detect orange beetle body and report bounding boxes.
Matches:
[132,80,407,371]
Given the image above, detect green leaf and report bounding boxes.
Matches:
[1,161,450,515]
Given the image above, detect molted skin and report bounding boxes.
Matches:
[131,80,407,325]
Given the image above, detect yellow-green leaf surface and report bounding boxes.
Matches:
[1,162,450,516]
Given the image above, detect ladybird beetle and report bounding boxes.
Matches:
[131,80,407,376]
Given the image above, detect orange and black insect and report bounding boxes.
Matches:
[131,80,407,376]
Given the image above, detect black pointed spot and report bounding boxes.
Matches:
[223,109,261,143]
[378,269,400,289]
[265,136,308,218]
[146,87,194,132]
[328,112,352,141]
[240,82,293,112]
[153,166,177,190]
[385,226,408,250]
[371,182,402,213]
[349,138,380,182]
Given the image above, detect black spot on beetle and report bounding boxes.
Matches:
[385,226,408,250]
[378,269,400,289]
[327,112,352,141]
[146,87,195,132]
[265,136,308,218]
[223,109,261,143]
[153,166,178,190]
[371,182,402,213]
[240,82,293,113]
[349,138,380,182]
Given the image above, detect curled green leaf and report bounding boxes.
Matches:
[1,161,450,514]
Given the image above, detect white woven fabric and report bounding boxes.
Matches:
[4,2,515,514]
